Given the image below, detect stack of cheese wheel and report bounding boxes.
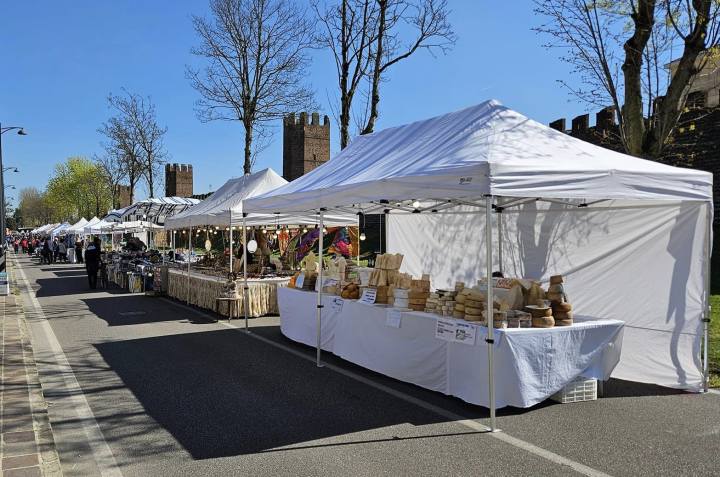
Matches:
[463,289,493,322]
[547,275,573,326]
[528,303,554,328]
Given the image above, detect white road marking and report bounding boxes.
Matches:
[162,298,613,477]
[14,257,123,477]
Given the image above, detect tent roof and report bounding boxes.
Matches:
[66,218,88,234]
[51,222,72,236]
[243,100,712,215]
[165,168,356,228]
[126,197,200,221]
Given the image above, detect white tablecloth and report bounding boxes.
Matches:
[278,287,624,408]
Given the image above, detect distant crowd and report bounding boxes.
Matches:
[12,235,86,265]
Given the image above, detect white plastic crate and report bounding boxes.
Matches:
[551,377,597,404]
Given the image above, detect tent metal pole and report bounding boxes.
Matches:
[242,213,249,332]
[229,211,234,278]
[316,209,325,367]
[703,203,712,392]
[187,226,192,305]
[497,207,503,276]
[485,195,498,432]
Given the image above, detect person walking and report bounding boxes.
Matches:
[75,240,84,264]
[41,238,51,265]
[58,240,67,263]
[84,238,102,289]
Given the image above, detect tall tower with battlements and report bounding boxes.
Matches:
[165,164,193,197]
[283,112,330,181]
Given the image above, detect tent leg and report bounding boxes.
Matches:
[316,210,325,368]
[187,227,192,305]
[243,214,250,333]
[497,207,503,276]
[229,211,234,322]
[485,196,498,432]
[703,204,712,392]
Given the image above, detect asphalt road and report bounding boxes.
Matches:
[11,254,720,476]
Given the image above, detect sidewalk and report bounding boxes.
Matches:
[1,260,62,477]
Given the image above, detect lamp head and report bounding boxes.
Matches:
[17,129,27,136]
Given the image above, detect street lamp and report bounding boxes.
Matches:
[3,167,18,173]
[0,124,27,268]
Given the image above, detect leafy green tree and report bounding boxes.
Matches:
[45,157,112,222]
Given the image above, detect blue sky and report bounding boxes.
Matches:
[0,1,583,206]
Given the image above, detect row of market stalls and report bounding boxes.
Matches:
[26,100,713,427]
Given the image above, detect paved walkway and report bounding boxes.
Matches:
[1,258,62,477]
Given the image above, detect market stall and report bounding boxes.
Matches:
[164,168,356,322]
[166,268,290,317]
[243,100,712,427]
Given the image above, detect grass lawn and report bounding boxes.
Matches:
[709,296,720,388]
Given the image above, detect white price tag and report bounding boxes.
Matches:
[331,297,344,313]
[386,309,402,328]
[359,288,377,305]
[435,318,457,342]
[454,322,477,346]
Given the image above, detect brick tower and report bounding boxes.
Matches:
[165,164,193,197]
[283,112,330,181]
[114,185,132,209]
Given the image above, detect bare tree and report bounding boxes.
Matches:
[535,0,720,158]
[93,153,127,209]
[105,91,167,197]
[315,0,377,149]
[188,0,317,174]
[315,0,455,149]
[98,111,144,204]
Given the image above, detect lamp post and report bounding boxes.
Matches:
[0,123,27,271]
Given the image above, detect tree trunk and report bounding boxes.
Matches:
[339,0,351,150]
[147,166,154,198]
[361,0,387,136]
[644,0,712,157]
[620,0,656,156]
[244,122,253,175]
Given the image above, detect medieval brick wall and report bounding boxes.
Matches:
[165,163,193,197]
[283,112,330,181]
[550,105,720,218]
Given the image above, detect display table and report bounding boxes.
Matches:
[278,287,624,408]
[167,269,290,317]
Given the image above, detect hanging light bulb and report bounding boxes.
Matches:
[322,227,327,234]
[412,200,420,208]
[225,227,229,231]
[360,232,366,241]
[262,228,267,234]
[302,226,308,233]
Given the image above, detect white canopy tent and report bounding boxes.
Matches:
[165,168,356,229]
[50,222,72,237]
[81,217,101,234]
[113,220,163,233]
[243,100,713,430]
[164,168,356,330]
[66,218,89,235]
[34,223,58,235]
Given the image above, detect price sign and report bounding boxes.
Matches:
[295,273,305,289]
[435,318,457,342]
[386,309,402,328]
[331,297,344,313]
[359,288,377,305]
[454,322,477,346]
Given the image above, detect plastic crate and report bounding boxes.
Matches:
[551,377,597,404]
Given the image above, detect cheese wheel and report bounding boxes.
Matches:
[553,311,574,321]
[553,302,572,312]
[549,275,564,284]
[554,318,573,326]
[528,307,553,317]
[454,304,465,312]
[465,298,485,309]
[408,298,427,305]
[464,313,482,322]
[532,316,555,328]
[464,306,484,315]
[453,311,465,319]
